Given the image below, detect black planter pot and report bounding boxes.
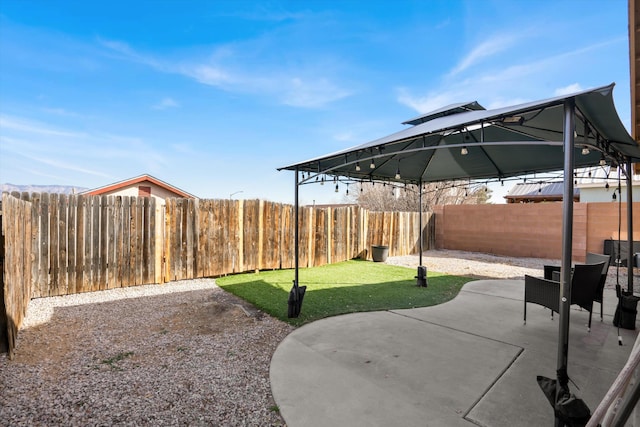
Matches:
[371,245,389,262]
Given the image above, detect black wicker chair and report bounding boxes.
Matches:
[542,253,610,325]
[585,252,611,323]
[524,262,605,331]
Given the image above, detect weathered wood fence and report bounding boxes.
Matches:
[1,192,434,356]
[1,193,34,356]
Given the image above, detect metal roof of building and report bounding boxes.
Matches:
[505,182,579,200]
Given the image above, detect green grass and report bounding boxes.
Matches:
[216,259,470,326]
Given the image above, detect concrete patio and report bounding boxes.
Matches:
[270,279,639,426]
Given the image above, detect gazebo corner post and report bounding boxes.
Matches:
[286,167,306,318]
[294,167,300,290]
[419,180,423,265]
[626,158,634,293]
[416,180,427,287]
[555,99,576,427]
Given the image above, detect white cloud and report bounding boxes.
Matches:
[152,97,180,110]
[333,131,356,142]
[449,34,520,76]
[26,155,111,178]
[396,88,462,114]
[99,38,351,108]
[182,64,234,86]
[554,83,583,96]
[41,107,84,118]
[98,38,163,69]
[281,77,351,108]
[0,113,169,183]
[398,36,625,115]
[435,18,450,30]
[0,115,87,138]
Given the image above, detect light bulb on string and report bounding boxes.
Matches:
[355,162,361,172]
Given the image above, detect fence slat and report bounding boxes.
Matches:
[74,195,84,294]
[68,195,77,293]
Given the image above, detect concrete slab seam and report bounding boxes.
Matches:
[387,310,524,350]
[460,289,524,302]
[462,347,525,427]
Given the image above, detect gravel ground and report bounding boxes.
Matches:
[0,279,293,426]
[387,249,638,290]
[1,249,636,426]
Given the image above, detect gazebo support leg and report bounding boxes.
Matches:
[626,159,634,293]
[416,180,427,287]
[556,99,575,427]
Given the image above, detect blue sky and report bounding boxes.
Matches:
[0,0,631,205]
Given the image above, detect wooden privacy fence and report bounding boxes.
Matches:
[163,199,433,281]
[1,192,433,355]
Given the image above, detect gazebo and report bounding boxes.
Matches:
[279,83,640,424]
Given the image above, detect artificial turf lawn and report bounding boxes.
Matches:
[216,259,470,326]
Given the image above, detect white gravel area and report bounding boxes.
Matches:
[387,249,637,290]
[0,278,293,426]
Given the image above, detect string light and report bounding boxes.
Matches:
[395,167,401,180]
[370,160,376,169]
[582,147,590,155]
[355,162,361,172]
[461,146,468,155]
[600,154,607,166]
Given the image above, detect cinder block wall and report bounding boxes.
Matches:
[434,202,640,262]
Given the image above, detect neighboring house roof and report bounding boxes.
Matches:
[81,174,197,198]
[574,165,640,189]
[504,182,579,203]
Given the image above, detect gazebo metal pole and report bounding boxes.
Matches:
[556,99,575,427]
[419,180,423,267]
[626,159,634,293]
[294,167,299,289]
